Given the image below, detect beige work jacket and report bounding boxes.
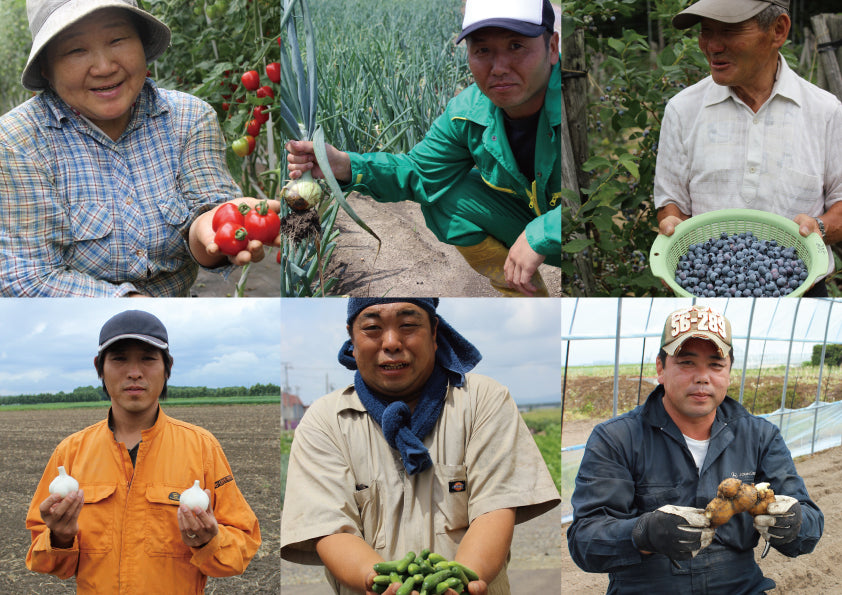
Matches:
[282,373,560,594]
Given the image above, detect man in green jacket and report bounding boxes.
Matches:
[285,0,560,297]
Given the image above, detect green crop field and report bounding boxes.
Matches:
[0,395,280,412]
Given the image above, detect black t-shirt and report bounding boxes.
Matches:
[503,109,541,182]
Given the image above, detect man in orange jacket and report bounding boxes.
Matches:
[25,310,261,594]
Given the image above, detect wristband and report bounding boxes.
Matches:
[815,217,826,241]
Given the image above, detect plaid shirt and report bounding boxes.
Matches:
[0,80,240,296]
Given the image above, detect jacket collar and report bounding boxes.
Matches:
[107,404,166,442]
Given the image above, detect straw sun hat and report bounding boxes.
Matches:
[22,0,171,91]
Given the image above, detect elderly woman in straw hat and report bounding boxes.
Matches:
[0,0,279,297]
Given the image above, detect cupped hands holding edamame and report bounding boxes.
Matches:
[365,550,486,595]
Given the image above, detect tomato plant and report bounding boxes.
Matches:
[265,62,280,84]
[241,70,260,91]
[246,118,261,136]
[255,85,274,100]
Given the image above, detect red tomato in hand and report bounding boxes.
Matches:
[211,202,245,231]
[266,62,280,84]
[246,118,261,136]
[241,70,260,91]
[256,85,275,100]
[214,222,249,256]
[244,200,281,244]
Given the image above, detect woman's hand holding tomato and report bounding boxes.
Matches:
[189,197,282,267]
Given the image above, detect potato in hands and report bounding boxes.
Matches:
[705,479,775,528]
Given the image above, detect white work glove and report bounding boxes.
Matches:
[753,495,802,546]
[632,504,715,560]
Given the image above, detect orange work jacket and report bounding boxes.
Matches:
[25,408,261,594]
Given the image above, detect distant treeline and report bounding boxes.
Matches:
[0,383,281,406]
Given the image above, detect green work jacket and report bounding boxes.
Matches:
[344,59,561,260]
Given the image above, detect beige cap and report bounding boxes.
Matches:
[22,0,171,91]
[661,305,732,358]
[673,0,789,29]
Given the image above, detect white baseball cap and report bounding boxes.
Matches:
[456,0,554,44]
[22,0,171,91]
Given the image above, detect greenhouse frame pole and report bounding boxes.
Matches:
[812,300,834,454]
[613,299,622,419]
[779,299,802,429]
[738,298,757,404]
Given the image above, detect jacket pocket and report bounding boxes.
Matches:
[144,484,193,558]
[353,480,385,550]
[432,464,469,537]
[635,483,681,512]
[78,483,118,554]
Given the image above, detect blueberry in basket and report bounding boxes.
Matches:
[675,231,808,297]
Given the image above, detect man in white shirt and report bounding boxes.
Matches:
[653,0,842,295]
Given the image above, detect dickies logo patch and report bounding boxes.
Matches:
[168,492,181,502]
[215,474,234,489]
[449,480,466,493]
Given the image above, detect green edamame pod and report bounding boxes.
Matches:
[396,551,416,574]
[436,577,464,594]
[448,561,479,582]
[395,576,418,595]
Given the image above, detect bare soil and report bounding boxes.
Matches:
[0,404,279,594]
[323,194,562,298]
[561,377,842,593]
[192,253,281,297]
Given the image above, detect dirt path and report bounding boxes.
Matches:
[324,194,561,297]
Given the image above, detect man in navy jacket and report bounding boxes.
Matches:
[568,305,822,594]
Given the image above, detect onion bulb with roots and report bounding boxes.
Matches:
[49,466,79,498]
[180,480,210,511]
[282,170,323,211]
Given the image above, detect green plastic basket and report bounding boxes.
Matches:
[650,209,828,297]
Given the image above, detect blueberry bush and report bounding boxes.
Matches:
[562,0,837,296]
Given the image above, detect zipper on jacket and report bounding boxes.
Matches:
[526,181,542,216]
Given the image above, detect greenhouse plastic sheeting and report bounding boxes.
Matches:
[561,400,842,524]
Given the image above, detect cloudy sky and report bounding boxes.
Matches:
[564,297,842,368]
[0,299,280,397]
[281,298,562,405]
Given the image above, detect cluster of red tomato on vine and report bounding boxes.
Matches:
[229,61,279,157]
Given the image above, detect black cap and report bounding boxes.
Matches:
[98,310,170,357]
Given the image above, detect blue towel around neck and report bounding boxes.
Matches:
[354,364,449,475]
[337,301,482,475]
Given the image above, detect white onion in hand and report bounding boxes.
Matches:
[180,480,210,511]
[49,466,79,498]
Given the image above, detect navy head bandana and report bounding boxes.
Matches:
[338,298,482,474]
